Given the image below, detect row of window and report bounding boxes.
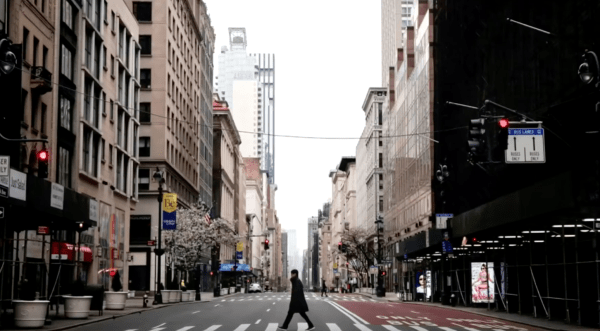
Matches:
[22,28,49,68]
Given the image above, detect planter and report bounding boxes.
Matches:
[181,291,191,302]
[170,290,181,303]
[13,300,49,328]
[105,291,128,310]
[63,296,93,319]
[161,290,173,303]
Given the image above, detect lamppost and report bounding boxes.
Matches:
[152,168,165,305]
[375,215,385,297]
[579,49,600,113]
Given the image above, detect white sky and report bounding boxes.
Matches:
[204,0,382,251]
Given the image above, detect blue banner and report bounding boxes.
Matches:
[236,251,243,259]
[162,193,177,230]
[219,263,251,272]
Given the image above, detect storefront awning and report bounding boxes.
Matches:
[219,263,251,272]
[51,242,93,263]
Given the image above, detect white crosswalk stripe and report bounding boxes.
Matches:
[297,322,308,331]
[232,324,250,331]
[202,327,220,331]
[409,326,429,331]
[265,324,278,331]
[438,328,457,331]
[353,324,372,331]
[326,323,342,331]
[382,326,400,330]
[175,327,195,331]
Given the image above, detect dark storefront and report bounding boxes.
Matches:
[392,0,600,328]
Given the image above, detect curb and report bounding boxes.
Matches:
[353,293,582,331]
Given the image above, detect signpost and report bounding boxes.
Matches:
[147,240,156,246]
[436,214,453,229]
[506,126,545,163]
[37,226,49,235]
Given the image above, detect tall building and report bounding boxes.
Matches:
[306,216,318,289]
[217,28,275,180]
[356,88,387,234]
[0,0,141,300]
[282,230,288,279]
[287,229,297,270]
[130,0,215,293]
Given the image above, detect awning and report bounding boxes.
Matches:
[51,242,93,262]
[219,263,251,272]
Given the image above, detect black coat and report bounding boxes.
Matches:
[289,277,309,313]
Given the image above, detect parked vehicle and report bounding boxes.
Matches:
[248,283,262,293]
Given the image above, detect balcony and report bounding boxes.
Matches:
[31,67,53,95]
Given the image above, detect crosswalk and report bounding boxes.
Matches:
[221,294,378,302]
[123,324,517,331]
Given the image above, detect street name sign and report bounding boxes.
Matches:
[0,155,9,198]
[0,156,9,176]
[506,128,546,163]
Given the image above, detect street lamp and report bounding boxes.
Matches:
[152,168,165,305]
[579,50,600,112]
[375,215,385,297]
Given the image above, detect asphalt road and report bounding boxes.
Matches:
[69,292,542,331]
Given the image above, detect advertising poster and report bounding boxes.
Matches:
[471,262,495,303]
[500,262,507,299]
[416,271,431,299]
[162,193,178,230]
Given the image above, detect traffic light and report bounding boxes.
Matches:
[37,148,49,179]
[341,244,347,253]
[381,271,386,276]
[338,242,342,251]
[264,239,269,250]
[497,118,509,151]
[210,271,214,276]
[467,118,487,162]
[345,262,349,267]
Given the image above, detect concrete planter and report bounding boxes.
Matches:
[63,296,92,319]
[173,290,182,303]
[105,291,128,310]
[181,291,191,302]
[13,300,49,328]
[161,290,173,303]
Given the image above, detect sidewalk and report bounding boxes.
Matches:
[354,292,596,331]
[1,292,238,331]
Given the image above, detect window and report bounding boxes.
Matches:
[85,32,92,69]
[140,69,151,88]
[139,137,150,157]
[62,0,74,29]
[109,144,113,165]
[42,46,48,68]
[61,44,73,79]
[378,103,383,125]
[379,174,383,190]
[379,198,384,213]
[57,146,71,187]
[31,95,38,129]
[22,28,29,61]
[32,37,39,67]
[139,102,151,123]
[379,153,383,168]
[140,35,151,55]
[41,103,47,134]
[110,54,115,76]
[59,96,72,131]
[111,10,115,32]
[109,99,114,120]
[104,0,108,23]
[133,2,151,22]
[103,45,107,69]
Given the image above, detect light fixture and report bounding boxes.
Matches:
[579,60,594,84]
[552,224,583,228]
[583,218,598,222]
[522,230,549,233]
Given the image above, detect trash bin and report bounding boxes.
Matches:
[450,294,457,307]
[213,286,220,297]
[84,285,105,316]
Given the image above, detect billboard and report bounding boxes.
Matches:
[471,262,495,303]
[416,270,431,299]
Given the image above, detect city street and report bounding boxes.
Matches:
[67,293,541,331]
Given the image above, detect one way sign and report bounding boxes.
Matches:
[506,128,546,163]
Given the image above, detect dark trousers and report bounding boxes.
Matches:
[321,289,328,297]
[282,310,314,329]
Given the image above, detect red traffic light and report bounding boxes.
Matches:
[498,118,509,129]
[382,271,386,276]
[265,239,269,244]
[210,271,214,276]
[338,242,342,246]
[37,149,49,162]
[472,237,477,243]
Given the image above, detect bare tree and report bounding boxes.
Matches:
[340,228,377,288]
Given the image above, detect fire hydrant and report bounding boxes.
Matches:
[143,291,149,308]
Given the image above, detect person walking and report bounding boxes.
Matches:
[278,269,315,330]
[321,278,328,297]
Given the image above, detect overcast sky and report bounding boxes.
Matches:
[204,0,382,252]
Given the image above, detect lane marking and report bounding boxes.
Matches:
[382,326,401,330]
[176,327,195,331]
[233,324,250,331]
[192,311,201,314]
[326,301,359,324]
[411,311,420,314]
[329,301,370,324]
[273,302,276,305]
[354,324,372,331]
[267,309,271,312]
[326,323,342,331]
[265,324,278,331]
[298,322,308,331]
[152,324,166,329]
[255,319,261,324]
[221,300,226,302]
[438,328,457,331]
[452,324,481,331]
[214,304,220,307]
[202,327,221,331]
[410,327,429,331]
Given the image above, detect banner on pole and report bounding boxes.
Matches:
[162,193,177,230]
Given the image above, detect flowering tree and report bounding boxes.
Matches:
[340,227,377,287]
[163,202,237,273]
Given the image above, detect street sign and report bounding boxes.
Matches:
[436,214,453,229]
[147,240,156,246]
[37,226,49,235]
[380,259,392,264]
[0,186,7,198]
[333,263,338,269]
[0,207,3,218]
[236,251,243,259]
[374,237,378,243]
[442,240,453,253]
[404,254,408,259]
[236,242,244,252]
[0,156,9,177]
[506,128,545,163]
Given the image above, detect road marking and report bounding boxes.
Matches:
[273,302,276,305]
[202,327,221,331]
[438,328,457,331]
[124,329,137,331]
[176,327,195,331]
[265,324,278,331]
[409,327,429,331]
[255,319,261,324]
[329,301,370,324]
[192,311,201,314]
[214,304,220,307]
[298,322,308,331]
[327,301,359,324]
[233,324,250,331]
[221,299,226,302]
[382,326,401,330]
[152,324,166,329]
[267,309,271,312]
[452,324,481,331]
[354,324,372,331]
[326,323,342,331]
[411,311,420,314]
